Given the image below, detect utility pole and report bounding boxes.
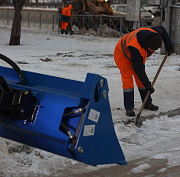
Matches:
[126,0,140,30]
[160,0,180,54]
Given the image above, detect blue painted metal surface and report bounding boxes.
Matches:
[0,66,126,166]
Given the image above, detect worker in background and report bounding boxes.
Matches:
[114,26,173,117]
[61,4,72,35]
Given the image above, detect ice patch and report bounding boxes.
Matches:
[158,168,167,172]
[130,163,151,173]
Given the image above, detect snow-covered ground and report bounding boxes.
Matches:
[0,26,180,176]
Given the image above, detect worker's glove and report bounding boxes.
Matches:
[165,45,174,56]
[145,82,155,94]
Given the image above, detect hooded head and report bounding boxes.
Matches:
[146,33,162,50]
[67,4,72,10]
[137,30,162,51]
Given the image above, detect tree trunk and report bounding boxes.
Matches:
[9,10,22,45]
[9,0,26,45]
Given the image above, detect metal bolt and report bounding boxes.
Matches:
[103,90,107,99]
[77,146,84,154]
[100,79,104,88]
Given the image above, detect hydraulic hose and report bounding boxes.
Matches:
[60,123,73,139]
[0,54,26,85]
[62,107,84,118]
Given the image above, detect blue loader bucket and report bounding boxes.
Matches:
[0,55,126,166]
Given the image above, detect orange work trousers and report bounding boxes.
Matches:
[61,22,69,31]
[114,45,144,91]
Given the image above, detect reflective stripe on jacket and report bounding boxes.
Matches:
[121,28,157,63]
[114,28,157,77]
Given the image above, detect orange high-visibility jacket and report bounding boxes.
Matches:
[62,4,72,19]
[114,28,157,78]
[61,4,72,30]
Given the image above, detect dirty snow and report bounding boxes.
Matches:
[0,25,180,176]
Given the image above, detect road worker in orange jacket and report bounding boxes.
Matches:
[61,4,72,34]
[114,26,173,116]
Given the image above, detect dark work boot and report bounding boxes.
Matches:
[126,109,135,117]
[144,103,159,111]
[70,30,74,35]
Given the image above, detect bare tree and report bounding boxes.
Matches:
[9,0,27,45]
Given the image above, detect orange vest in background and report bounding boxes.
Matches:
[61,4,72,30]
[62,6,71,17]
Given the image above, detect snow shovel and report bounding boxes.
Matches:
[135,53,168,128]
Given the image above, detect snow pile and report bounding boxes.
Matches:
[73,24,122,38]
[74,27,97,36]
[97,24,122,38]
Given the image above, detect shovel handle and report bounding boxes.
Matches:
[151,53,168,87]
[135,53,168,127]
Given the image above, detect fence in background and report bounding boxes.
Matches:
[0,8,58,31]
[0,7,128,35]
[67,15,128,35]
